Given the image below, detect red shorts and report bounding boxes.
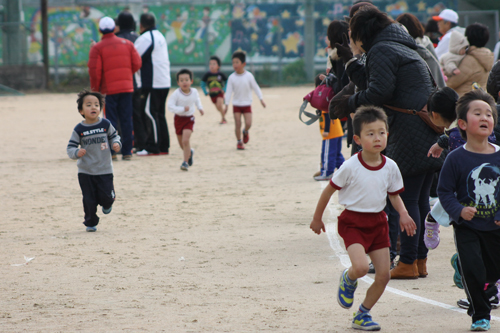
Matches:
[210,92,224,104]
[337,209,390,253]
[174,115,195,135]
[233,105,252,114]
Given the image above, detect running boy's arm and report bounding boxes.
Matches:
[200,73,209,95]
[167,90,187,114]
[107,122,122,153]
[249,73,266,108]
[193,89,204,115]
[224,75,234,113]
[67,129,84,159]
[221,72,228,92]
[388,194,417,236]
[310,184,337,235]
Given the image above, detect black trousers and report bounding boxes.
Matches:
[140,87,170,154]
[78,173,115,227]
[454,223,500,322]
[132,89,148,151]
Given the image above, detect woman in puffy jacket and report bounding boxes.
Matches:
[331,6,444,279]
[446,23,494,96]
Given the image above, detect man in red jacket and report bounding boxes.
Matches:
[88,16,142,160]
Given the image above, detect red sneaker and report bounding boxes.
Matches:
[237,141,245,150]
[242,130,249,144]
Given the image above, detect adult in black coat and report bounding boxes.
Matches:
[332,6,445,279]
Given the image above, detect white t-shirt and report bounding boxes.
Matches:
[330,153,404,212]
[167,88,203,117]
[224,71,263,107]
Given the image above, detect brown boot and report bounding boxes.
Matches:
[417,258,428,277]
[390,260,418,279]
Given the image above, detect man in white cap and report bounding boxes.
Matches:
[88,16,142,160]
[433,9,465,60]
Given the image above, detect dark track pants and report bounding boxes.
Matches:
[454,223,500,322]
[140,88,170,154]
[78,173,115,227]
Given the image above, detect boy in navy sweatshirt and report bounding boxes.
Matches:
[67,90,121,232]
[437,89,500,331]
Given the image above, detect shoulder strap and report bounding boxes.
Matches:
[299,100,320,125]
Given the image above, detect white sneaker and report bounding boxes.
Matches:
[314,174,333,181]
[136,149,151,156]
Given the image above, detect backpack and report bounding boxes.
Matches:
[299,73,338,125]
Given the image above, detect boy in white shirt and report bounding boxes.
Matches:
[167,69,204,171]
[224,51,266,150]
[310,106,416,331]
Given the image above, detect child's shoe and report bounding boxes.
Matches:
[451,253,464,289]
[188,148,194,166]
[424,213,440,249]
[352,312,381,331]
[102,206,112,214]
[242,129,250,144]
[86,226,97,232]
[180,161,189,171]
[237,141,245,150]
[470,319,490,331]
[337,269,358,309]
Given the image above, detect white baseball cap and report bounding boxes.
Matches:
[99,16,115,32]
[433,9,458,24]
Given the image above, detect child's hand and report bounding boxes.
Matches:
[399,212,417,236]
[461,206,477,220]
[310,218,325,235]
[452,68,461,75]
[184,106,190,112]
[260,100,266,108]
[322,132,329,138]
[112,143,120,152]
[77,149,86,157]
[318,74,326,81]
[199,109,204,116]
[427,143,444,158]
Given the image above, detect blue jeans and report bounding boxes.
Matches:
[398,172,434,264]
[105,93,134,156]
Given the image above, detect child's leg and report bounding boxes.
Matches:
[216,97,226,121]
[243,112,252,132]
[96,174,115,211]
[181,129,193,162]
[346,243,370,280]
[78,174,100,227]
[363,247,391,309]
[177,134,184,150]
[234,112,243,141]
[334,136,345,169]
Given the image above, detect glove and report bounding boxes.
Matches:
[329,94,352,120]
[334,34,353,64]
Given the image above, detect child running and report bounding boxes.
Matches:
[224,51,266,150]
[310,106,416,331]
[167,69,204,171]
[66,90,121,232]
[437,89,500,332]
[201,55,227,124]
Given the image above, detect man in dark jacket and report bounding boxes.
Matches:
[115,11,147,154]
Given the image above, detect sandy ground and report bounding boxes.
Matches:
[0,86,496,332]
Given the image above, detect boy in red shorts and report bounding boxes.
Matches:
[310,106,416,331]
[224,51,266,150]
[201,56,227,124]
[167,69,204,171]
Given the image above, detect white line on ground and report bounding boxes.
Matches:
[320,182,500,322]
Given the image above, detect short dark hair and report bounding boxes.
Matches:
[176,68,193,81]
[396,13,425,39]
[209,55,221,67]
[349,6,393,52]
[117,11,136,31]
[352,106,388,136]
[232,51,246,64]
[456,89,497,140]
[77,89,104,118]
[327,20,349,46]
[427,87,459,123]
[465,23,490,48]
[140,13,156,30]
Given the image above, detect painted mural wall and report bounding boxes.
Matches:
[18,0,453,67]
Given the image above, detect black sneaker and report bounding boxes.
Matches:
[457,296,499,309]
